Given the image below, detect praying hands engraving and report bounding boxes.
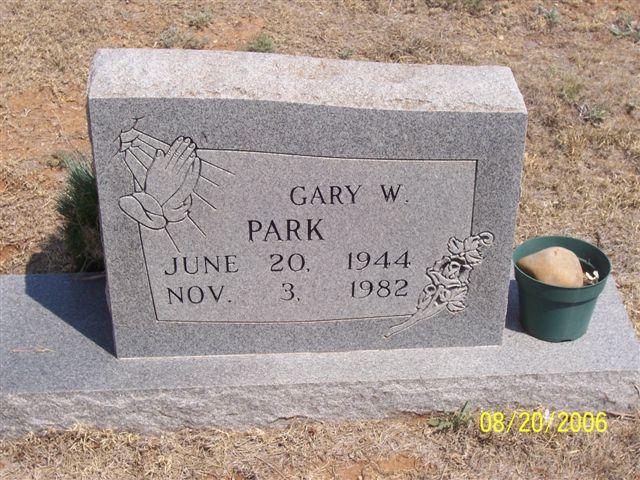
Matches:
[119,132,201,230]
[145,137,199,207]
[117,126,234,251]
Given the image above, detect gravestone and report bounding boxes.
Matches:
[3,49,639,437]
[87,48,527,357]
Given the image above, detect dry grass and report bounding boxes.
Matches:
[1,0,639,477]
[0,0,638,333]
[1,412,639,480]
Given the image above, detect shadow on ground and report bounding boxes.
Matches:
[25,233,114,356]
[505,279,524,333]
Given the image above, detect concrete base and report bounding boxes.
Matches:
[1,273,638,437]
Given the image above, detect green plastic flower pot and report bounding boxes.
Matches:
[513,236,611,342]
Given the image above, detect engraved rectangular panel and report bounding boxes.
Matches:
[123,135,476,323]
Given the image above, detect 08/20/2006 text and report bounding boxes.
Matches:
[479,410,608,433]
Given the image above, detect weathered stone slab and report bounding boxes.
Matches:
[1,273,638,437]
[87,49,527,357]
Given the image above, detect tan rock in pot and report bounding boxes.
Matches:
[516,246,584,288]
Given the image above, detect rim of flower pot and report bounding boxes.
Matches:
[513,235,611,292]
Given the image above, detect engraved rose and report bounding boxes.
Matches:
[385,231,495,338]
[430,257,471,288]
[447,233,494,266]
[417,257,468,315]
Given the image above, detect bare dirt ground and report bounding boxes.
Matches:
[1,0,639,478]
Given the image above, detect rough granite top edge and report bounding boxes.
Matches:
[87,48,527,113]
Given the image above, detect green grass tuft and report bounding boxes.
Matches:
[185,8,213,30]
[425,0,485,15]
[578,103,607,126]
[157,26,207,49]
[427,402,473,432]
[182,33,208,50]
[158,26,182,48]
[338,47,356,59]
[559,78,583,104]
[609,13,640,42]
[536,5,561,28]
[56,153,104,272]
[246,32,275,53]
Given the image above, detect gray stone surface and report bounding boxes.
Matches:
[88,48,527,357]
[1,273,638,437]
[88,49,526,112]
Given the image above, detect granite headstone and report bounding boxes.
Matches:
[87,49,527,357]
